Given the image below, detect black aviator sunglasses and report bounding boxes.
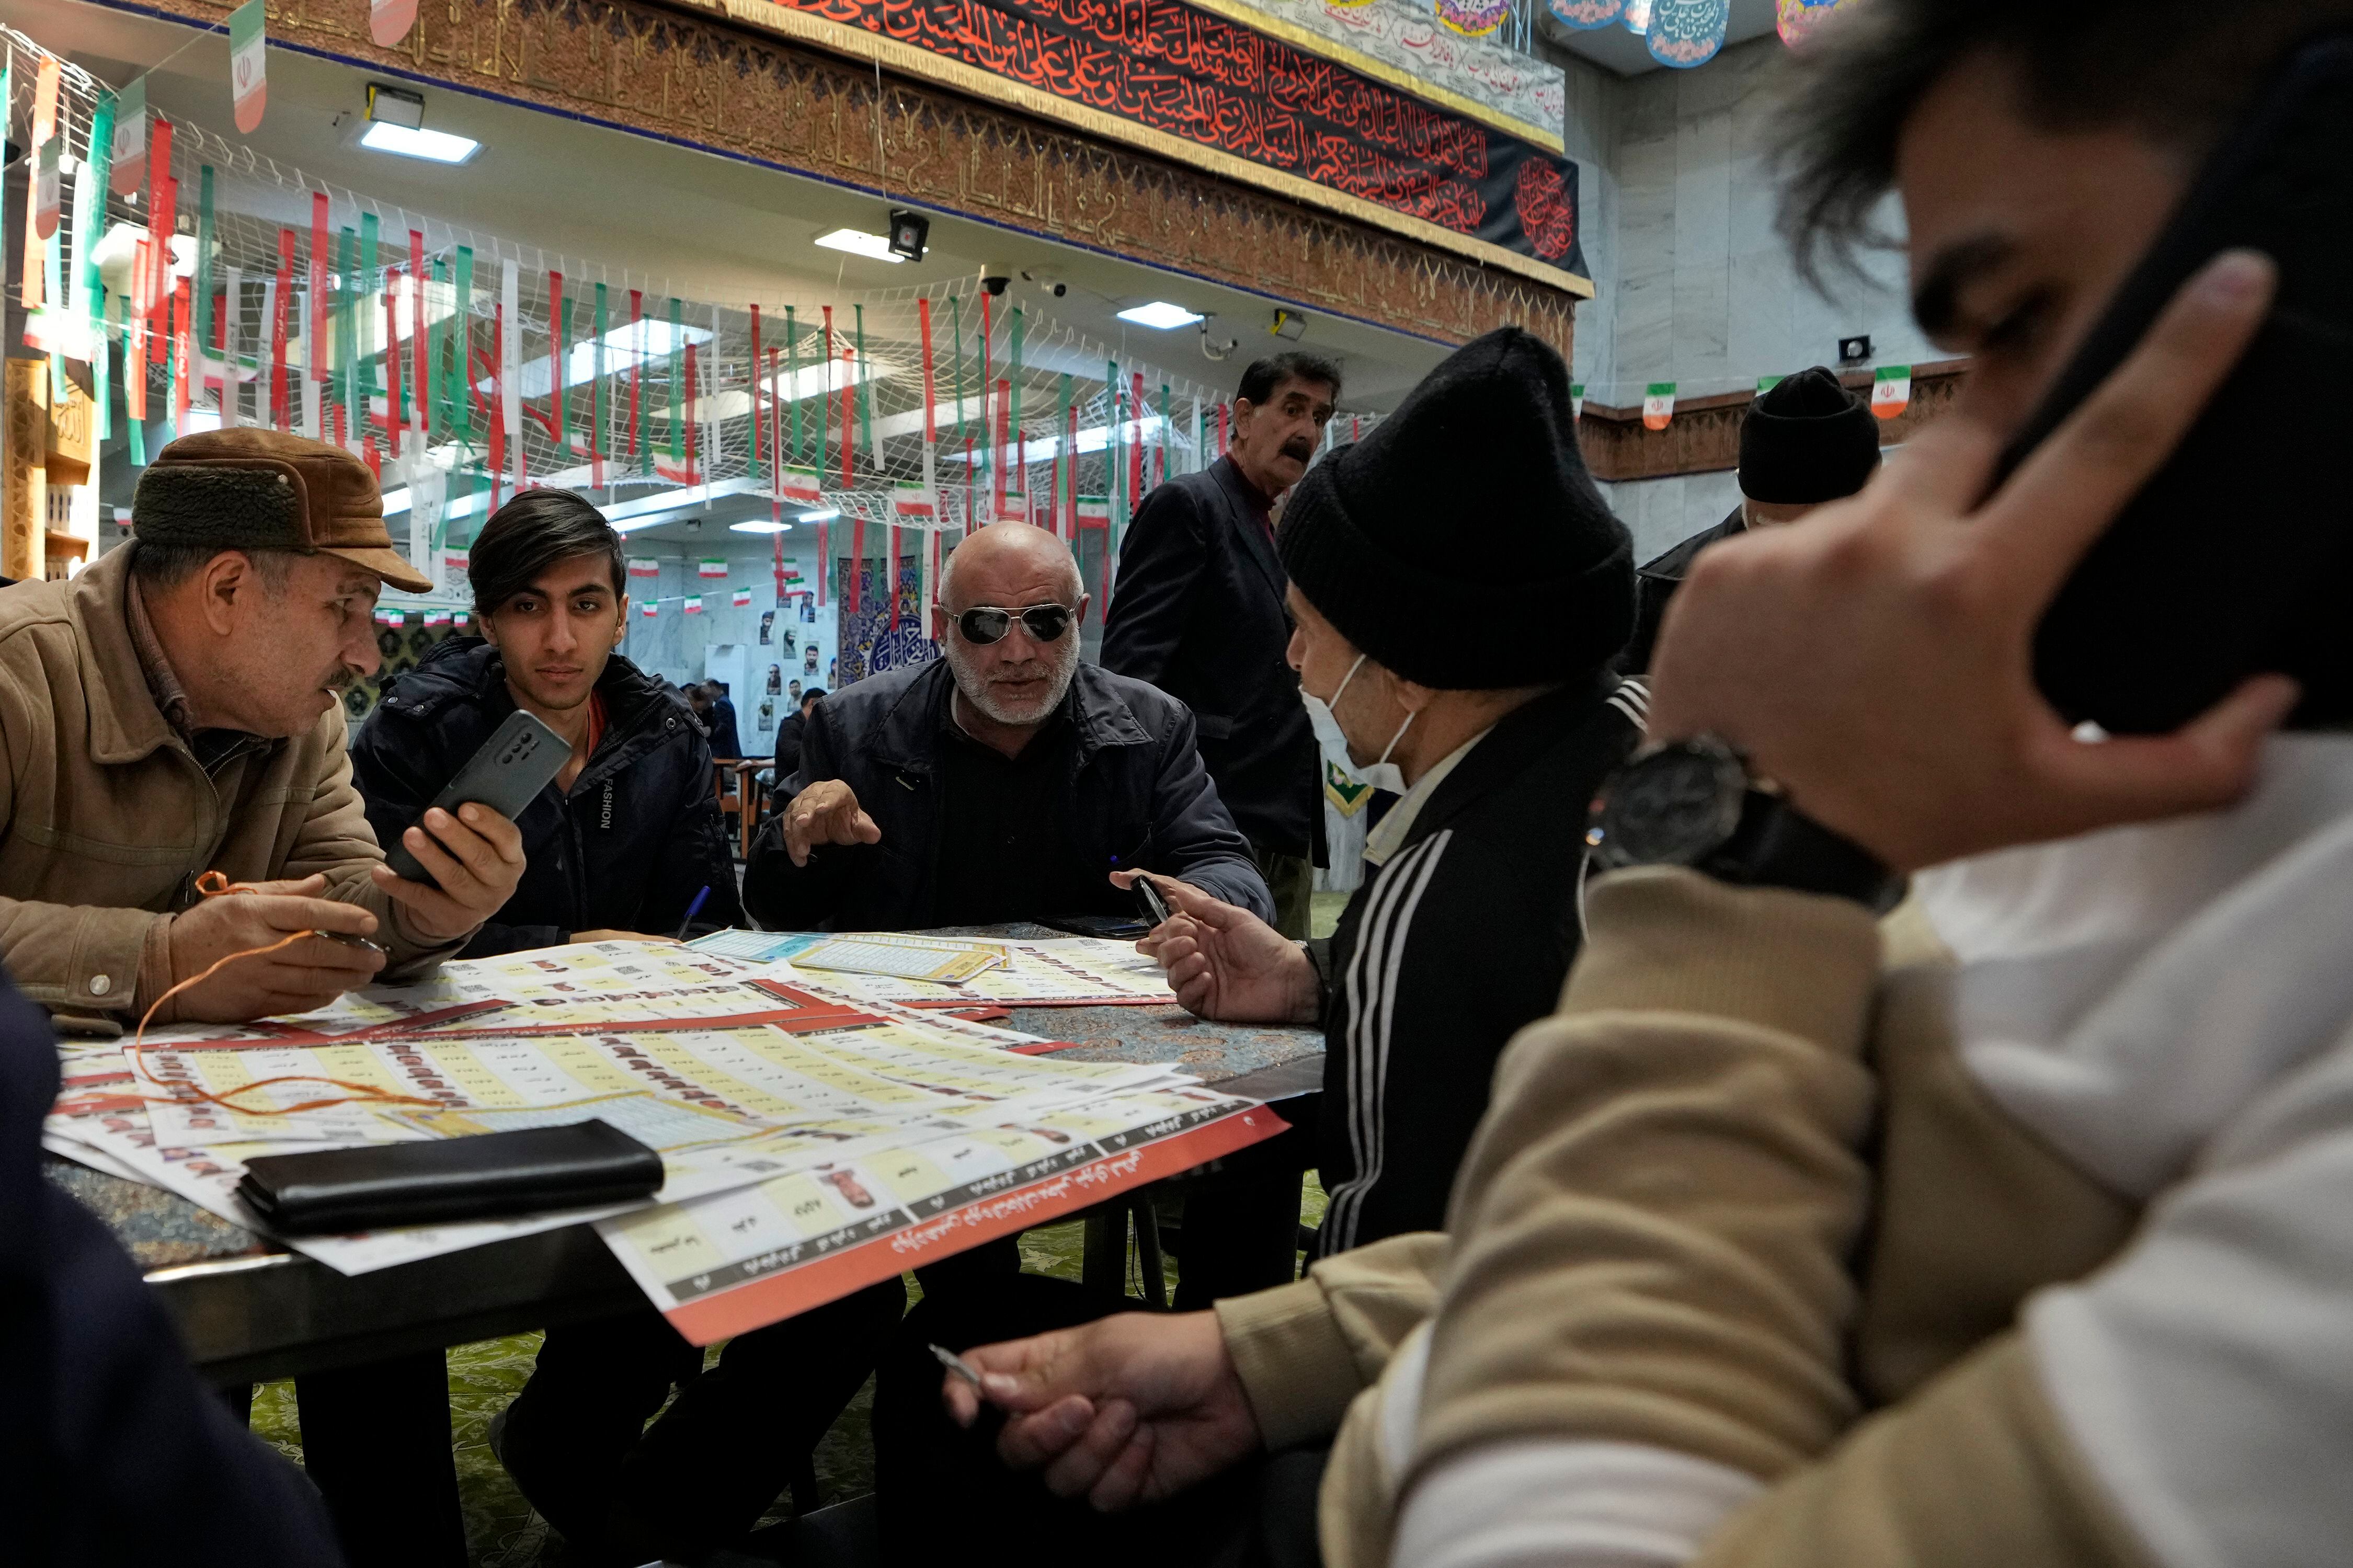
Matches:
[952,604,1078,645]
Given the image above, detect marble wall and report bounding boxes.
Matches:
[1548,35,1950,560]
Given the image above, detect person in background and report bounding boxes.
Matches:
[1616,364,1882,673]
[744,522,1273,930]
[352,491,895,1566]
[873,327,1642,1563]
[771,685,825,782]
[0,429,524,1568]
[705,678,745,761]
[1103,352,1339,940]
[352,491,742,955]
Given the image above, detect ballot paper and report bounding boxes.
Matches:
[735,932,1009,984]
[709,934,1180,1008]
[600,1084,1290,1343]
[47,941,1272,1295]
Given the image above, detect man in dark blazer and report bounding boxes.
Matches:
[1103,352,1340,938]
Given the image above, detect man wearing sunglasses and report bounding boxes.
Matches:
[741,521,1274,932]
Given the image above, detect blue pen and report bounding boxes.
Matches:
[675,885,713,941]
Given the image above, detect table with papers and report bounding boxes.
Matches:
[49,930,1324,1375]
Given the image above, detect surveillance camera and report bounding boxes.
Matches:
[981,273,1011,297]
[1021,269,1069,299]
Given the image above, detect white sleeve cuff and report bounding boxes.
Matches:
[1391,1439,1764,1568]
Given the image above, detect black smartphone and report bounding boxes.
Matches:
[1134,876,1173,928]
[382,710,569,882]
[1994,33,2353,734]
[1038,913,1152,940]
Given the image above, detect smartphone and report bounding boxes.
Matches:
[382,711,569,882]
[1135,876,1173,928]
[1038,913,1152,940]
[1993,33,2353,734]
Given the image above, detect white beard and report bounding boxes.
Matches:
[944,628,1081,726]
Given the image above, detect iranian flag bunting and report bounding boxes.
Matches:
[732,587,752,608]
[627,557,660,580]
[780,464,821,505]
[1076,495,1109,530]
[1871,365,1912,420]
[1643,382,1676,431]
[1570,382,1585,421]
[684,596,703,615]
[698,557,727,579]
[893,481,936,520]
[228,0,267,134]
[641,601,657,618]
[113,75,147,197]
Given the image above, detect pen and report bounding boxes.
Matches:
[930,1342,985,1392]
[675,885,713,941]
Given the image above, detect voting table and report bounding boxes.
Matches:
[61,1000,1323,1387]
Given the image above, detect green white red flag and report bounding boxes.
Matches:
[627,557,659,580]
[228,0,267,134]
[893,481,936,520]
[698,558,727,579]
[684,596,704,615]
[1643,382,1676,431]
[1871,365,1912,420]
[780,464,821,505]
[732,587,752,608]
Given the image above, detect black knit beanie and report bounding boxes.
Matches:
[1737,366,1881,505]
[1276,327,1632,691]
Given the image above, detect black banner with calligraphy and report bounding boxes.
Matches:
[784,0,1586,276]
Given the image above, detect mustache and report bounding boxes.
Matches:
[1280,437,1316,462]
[324,666,360,694]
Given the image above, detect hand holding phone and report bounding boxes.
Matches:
[369,711,553,942]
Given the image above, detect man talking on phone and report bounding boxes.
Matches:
[0,430,523,1026]
[911,7,2353,1566]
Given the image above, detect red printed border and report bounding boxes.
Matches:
[661,1105,1288,1344]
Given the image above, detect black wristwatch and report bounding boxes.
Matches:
[1585,736,1905,914]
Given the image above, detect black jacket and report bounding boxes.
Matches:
[1313,675,1647,1255]
[772,712,807,781]
[744,659,1274,930]
[351,640,743,956]
[1618,507,1743,676]
[5,977,346,1567]
[1102,457,1321,862]
[707,698,745,763]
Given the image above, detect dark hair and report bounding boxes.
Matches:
[1236,352,1343,408]
[1777,1,2353,284]
[469,489,626,614]
[801,686,827,705]
[129,540,295,592]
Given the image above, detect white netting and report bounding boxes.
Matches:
[7,21,1380,602]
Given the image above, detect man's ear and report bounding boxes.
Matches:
[1074,591,1092,628]
[198,551,253,635]
[613,594,631,646]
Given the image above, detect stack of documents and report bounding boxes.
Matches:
[43,940,1279,1340]
[690,929,1181,1006]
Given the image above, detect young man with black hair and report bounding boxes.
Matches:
[1103,351,1340,940]
[918,7,2353,1567]
[352,490,740,952]
[351,493,900,1566]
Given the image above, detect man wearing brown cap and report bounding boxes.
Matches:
[0,427,524,1025]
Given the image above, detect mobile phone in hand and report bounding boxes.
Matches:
[1134,876,1173,928]
[383,711,568,882]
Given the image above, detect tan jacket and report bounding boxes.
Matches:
[0,548,463,1018]
[1215,867,2149,1568]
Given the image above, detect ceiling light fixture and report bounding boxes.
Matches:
[814,228,905,265]
[729,520,791,533]
[797,507,842,524]
[361,121,481,164]
[1117,301,1204,330]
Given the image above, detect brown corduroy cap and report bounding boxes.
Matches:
[131,428,432,592]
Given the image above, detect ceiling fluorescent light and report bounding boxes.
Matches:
[813,228,905,265]
[797,508,841,524]
[361,121,481,165]
[730,520,790,533]
[1117,302,1204,330]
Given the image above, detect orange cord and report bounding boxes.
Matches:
[129,873,441,1119]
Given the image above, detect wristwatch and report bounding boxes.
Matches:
[1585,735,1905,914]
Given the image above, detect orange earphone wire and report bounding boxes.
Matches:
[128,873,441,1118]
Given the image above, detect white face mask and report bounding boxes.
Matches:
[1301,654,1413,795]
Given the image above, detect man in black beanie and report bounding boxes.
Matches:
[867,326,1650,1565]
[1617,364,1882,673]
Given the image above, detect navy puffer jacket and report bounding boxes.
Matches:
[351,639,743,956]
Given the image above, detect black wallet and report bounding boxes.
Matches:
[236,1120,665,1234]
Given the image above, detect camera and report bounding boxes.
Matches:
[981,272,1011,297]
[1022,269,1069,299]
